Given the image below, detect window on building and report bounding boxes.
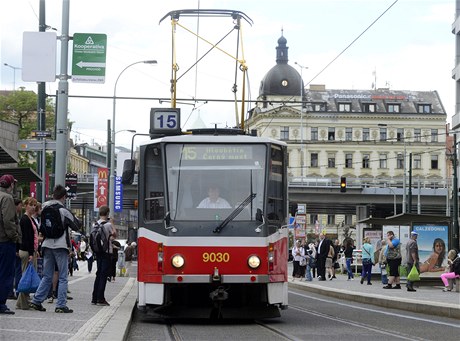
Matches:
[345,153,353,168]
[311,127,318,141]
[338,103,351,112]
[418,104,431,113]
[310,214,318,225]
[311,153,318,167]
[363,128,369,141]
[312,103,327,112]
[380,128,387,141]
[362,103,376,113]
[431,129,438,142]
[414,128,421,142]
[328,153,336,168]
[397,128,404,142]
[328,127,335,140]
[362,154,370,168]
[379,154,387,169]
[345,214,353,225]
[431,155,438,169]
[397,154,404,169]
[327,214,335,225]
[387,103,400,113]
[345,128,352,141]
[280,126,289,140]
[413,154,421,169]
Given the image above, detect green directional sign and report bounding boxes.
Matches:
[72,33,107,84]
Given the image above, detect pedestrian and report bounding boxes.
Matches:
[86,243,94,274]
[316,230,332,281]
[440,249,460,292]
[91,205,116,306]
[29,184,81,313]
[360,237,374,285]
[406,231,420,292]
[0,174,20,315]
[8,198,23,300]
[378,239,388,285]
[304,242,316,281]
[331,239,341,279]
[343,239,355,281]
[291,240,305,280]
[383,230,402,289]
[16,197,39,310]
[108,236,121,282]
[79,237,87,260]
[124,242,135,262]
[325,244,335,280]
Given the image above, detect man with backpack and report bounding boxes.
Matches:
[29,185,80,313]
[91,205,116,306]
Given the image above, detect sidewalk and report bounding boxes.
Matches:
[289,272,460,319]
[0,260,138,341]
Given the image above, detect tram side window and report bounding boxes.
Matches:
[267,145,285,222]
[144,145,165,221]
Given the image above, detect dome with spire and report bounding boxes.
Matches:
[259,33,304,97]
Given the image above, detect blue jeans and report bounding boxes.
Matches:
[0,242,16,309]
[32,248,69,309]
[346,258,354,279]
[361,259,372,283]
[305,264,312,281]
[92,253,110,303]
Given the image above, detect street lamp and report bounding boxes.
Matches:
[3,63,21,91]
[295,62,308,181]
[109,60,157,217]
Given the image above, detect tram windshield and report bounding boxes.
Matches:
[165,143,266,221]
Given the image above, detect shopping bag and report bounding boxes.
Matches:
[407,265,420,282]
[17,263,41,293]
[398,265,408,278]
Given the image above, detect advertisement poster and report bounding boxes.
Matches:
[412,225,448,274]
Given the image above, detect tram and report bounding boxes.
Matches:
[121,10,289,319]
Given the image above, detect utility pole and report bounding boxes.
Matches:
[408,153,412,213]
[37,0,47,203]
[453,134,459,250]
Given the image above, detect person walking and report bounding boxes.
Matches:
[0,174,20,315]
[91,206,116,306]
[360,237,374,285]
[406,231,420,292]
[383,231,402,289]
[29,185,81,313]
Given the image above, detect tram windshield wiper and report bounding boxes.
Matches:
[213,193,256,233]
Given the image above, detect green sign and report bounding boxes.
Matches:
[72,33,107,83]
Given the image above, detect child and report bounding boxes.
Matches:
[440,249,460,292]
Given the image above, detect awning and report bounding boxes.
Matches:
[0,141,18,164]
[0,167,42,183]
[358,213,452,226]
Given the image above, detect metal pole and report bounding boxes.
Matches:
[453,134,459,250]
[54,0,70,187]
[408,153,412,213]
[109,60,157,216]
[295,62,307,182]
[402,138,407,213]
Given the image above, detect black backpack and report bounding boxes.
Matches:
[40,203,65,239]
[89,221,108,254]
[453,257,460,276]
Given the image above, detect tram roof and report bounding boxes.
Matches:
[140,134,288,147]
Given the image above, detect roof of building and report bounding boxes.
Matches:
[259,34,304,98]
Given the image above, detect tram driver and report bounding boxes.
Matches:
[197,185,231,209]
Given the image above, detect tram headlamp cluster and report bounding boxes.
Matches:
[247,255,261,269]
[171,254,185,268]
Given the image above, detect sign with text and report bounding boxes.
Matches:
[72,33,107,83]
[114,176,123,212]
[96,167,108,208]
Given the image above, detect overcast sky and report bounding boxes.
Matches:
[0,0,455,148]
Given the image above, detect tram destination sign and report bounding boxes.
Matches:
[72,33,107,84]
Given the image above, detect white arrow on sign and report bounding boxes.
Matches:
[76,61,106,68]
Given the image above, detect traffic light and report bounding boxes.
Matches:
[340,177,347,192]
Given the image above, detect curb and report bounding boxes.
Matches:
[289,282,460,320]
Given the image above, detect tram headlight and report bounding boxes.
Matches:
[171,254,185,268]
[247,255,261,269]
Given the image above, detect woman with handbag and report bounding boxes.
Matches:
[360,237,374,285]
[16,197,39,310]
